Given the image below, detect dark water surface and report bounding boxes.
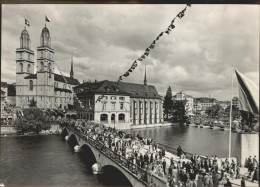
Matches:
[130,125,238,158]
[1,126,238,186]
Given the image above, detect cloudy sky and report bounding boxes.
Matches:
[2,4,259,100]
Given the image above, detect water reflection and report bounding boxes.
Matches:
[130,125,238,158]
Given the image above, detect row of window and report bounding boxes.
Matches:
[134,102,158,109]
[102,103,124,110]
[102,96,125,101]
[54,82,70,89]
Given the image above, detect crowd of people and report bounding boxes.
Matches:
[60,118,259,187]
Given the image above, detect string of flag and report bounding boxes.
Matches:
[114,4,191,87]
[52,4,191,108]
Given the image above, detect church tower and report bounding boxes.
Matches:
[70,56,74,79]
[15,27,35,107]
[144,63,147,86]
[36,25,55,108]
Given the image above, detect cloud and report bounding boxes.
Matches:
[1,4,259,101]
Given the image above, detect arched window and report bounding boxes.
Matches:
[118,113,125,122]
[19,63,23,72]
[100,114,108,122]
[27,64,31,73]
[40,62,44,71]
[111,114,115,122]
[48,63,52,78]
[29,80,33,90]
[47,63,51,72]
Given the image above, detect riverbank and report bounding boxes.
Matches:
[0,124,62,136]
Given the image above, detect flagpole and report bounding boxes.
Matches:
[229,65,233,158]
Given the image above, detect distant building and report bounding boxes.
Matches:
[15,24,79,109]
[74,70,163,128]
[173,91,194,115]
[217,100,231,110]
[232,96,239,108]
[193,97,218,115]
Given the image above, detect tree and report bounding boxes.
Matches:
[240,111,256,131]
[225,105,240,119]
[14,108,51,134]
[171,100,188,124]
[163,86,173,120]
[205,104,223,119]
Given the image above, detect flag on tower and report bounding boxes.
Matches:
[45,16,50,22]
[25,19,30,27]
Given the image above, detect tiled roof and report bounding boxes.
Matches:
[54,74,80,85]
[118,82,161,99]
[24,74,37,79]
[54,87,72,93]
[75,80,161,99]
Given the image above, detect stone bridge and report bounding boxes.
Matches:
[62,127,167,187]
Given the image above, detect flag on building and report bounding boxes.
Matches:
[45,16,50,22]
[25,19,30,26]
[235,70,259,115]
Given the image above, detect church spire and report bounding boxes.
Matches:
[70,56,74,79]
[144,63,147,86]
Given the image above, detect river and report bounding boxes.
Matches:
[0,125,238,186]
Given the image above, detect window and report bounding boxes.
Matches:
[145,102,148,109]
[140,102,143,109]
[41,97,42,101]
[111,96,116,100]
[118,114,125,121]
[19,63,23,72]
[151,103,153,109]
[19,53,22,59]
[103,96,108,100]
[119,97,125,101]
[155,102,158,109]
[120,103,124,110]
[41,51,44,57]
[134,102,137,109]
[111,103,115,110]
[29,80,33,90]
[40,62,44,71]
[27,97,29,101]
[103,103,106,110]
[27,64,31,73]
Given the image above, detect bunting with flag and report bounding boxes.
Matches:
[115,4,191,87]
[235,70,259,115]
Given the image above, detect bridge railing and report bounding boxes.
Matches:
[66,126,167,186]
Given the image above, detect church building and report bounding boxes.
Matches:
[15,25,80,109]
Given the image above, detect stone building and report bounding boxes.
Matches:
[173,91,194,116]
[15,25,79,109]
[74,72,163,128]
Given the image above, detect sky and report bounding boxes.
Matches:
[1,4,259,101]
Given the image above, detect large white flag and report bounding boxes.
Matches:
[235,70,259,115]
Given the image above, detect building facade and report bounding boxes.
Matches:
[74,79,164,127]
[15,25,79,109]
[193,97,218,115]
[173,91,194,116]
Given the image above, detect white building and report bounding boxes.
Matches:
[15,25,79,109]
[173,91,194,115]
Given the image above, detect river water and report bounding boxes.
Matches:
[0,125,238,186]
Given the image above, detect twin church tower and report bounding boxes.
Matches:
[15,24,79,109]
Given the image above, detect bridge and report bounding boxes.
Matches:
[61,126,167,187]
